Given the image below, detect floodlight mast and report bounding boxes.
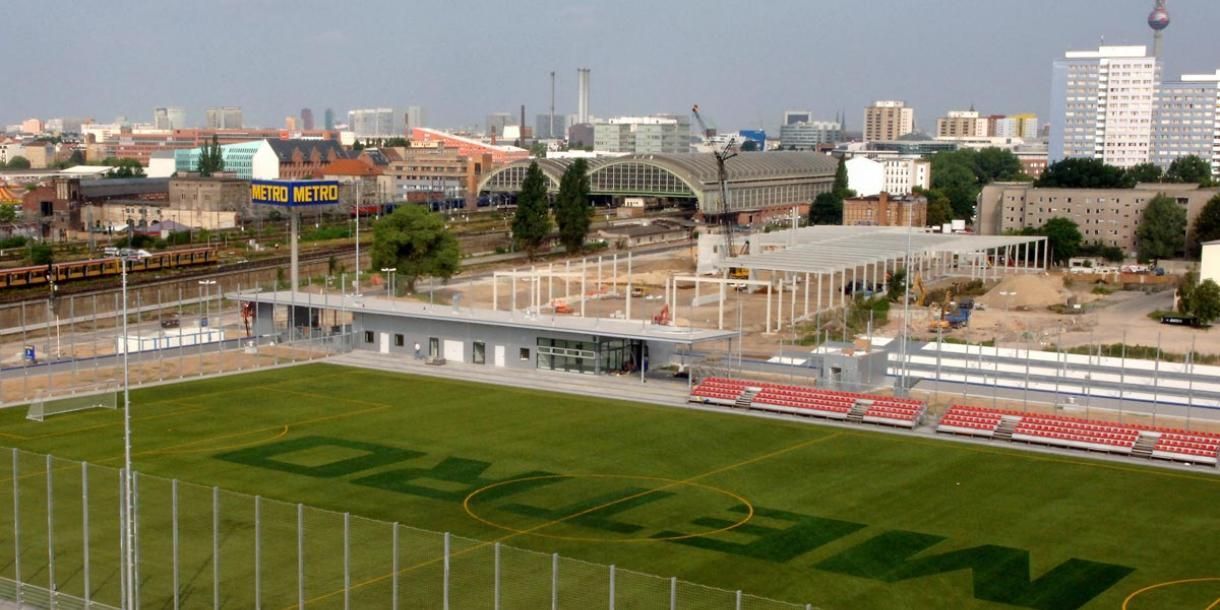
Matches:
[691,105,738,258]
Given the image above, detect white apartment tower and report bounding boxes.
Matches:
[1050,45,1159,168]
[1153,70,1220,177]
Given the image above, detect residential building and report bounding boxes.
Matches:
[845,156,931,197]
[0,143,24,165]
[206,107,243,129]
[285,116,298,131]
[779,121,841,149]
[300,108,315,131]
[977,182,1219,253]
[863,101,914,142]
[21,144,55,169]
[1050,45,1158,168]
[23,177,169,240]
[153,107,186,130]
[94,128,341,166]
[843,192,927,227]
[593,115,691,154]
[348,108,402,139]
[382,145,493,209]
[992,114,1040,139]
[410,127,529,165]
[1153,70,1220,177]
[20,118,43,134]
[935,111,988,139]
[783,110,813,126]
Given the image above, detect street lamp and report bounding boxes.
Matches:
[198,280,217,327]
[380,267,397,297]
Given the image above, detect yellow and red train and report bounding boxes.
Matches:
[0,247,219,289]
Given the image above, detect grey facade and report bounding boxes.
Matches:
[1153,74,1220,177]
[779,121,841,149]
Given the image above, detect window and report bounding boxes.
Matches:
[519,347,530,361]
[473,342,486,365]
[364,331,374,343]
[394,334,404,347]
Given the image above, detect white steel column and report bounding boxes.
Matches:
[816,273,823,314]
[803,272,810,318]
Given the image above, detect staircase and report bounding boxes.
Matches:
[1131,433,1159,459]
[735,387,760,409]
[993,417,1020,441]
[847,401,869,423]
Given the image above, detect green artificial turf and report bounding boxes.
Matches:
[0,363,1218,610]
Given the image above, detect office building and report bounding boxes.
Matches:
[153,107,186,130]
[405,106,424,131]
[324,108,335,130]
[935,111,989,139]
[1050,45,1158,168]
[977,182,1219,253]
[992,114,1040,139]
[173,139,348,180]
[535,114,565,140]
[1153,70,1220,177]
[778,121,841,149]
[300,108,315,131]
[863,101,915,142]
[410,127,529,165]
[20,118,43,134]
[843,192,927,227]
[206,107,244,129]
[285,116,298,131]
[593,115,691,154]
[486,113,517,139]
[383,145,493,209]
[784,110,813,126]
[845,156,931,197]
[349,108,403,139]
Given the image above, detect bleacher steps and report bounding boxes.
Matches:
[1131,433,1159,459]
[846,401,869,423]
[993,417,1019,441]
[734,388,760,409]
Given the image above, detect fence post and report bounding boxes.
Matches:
[213,486,220,610]
[81,462,90,608]
[46,455,55,606]
[493,542,501,610]
[118,469,126,610]
[172,479,179,610]
[551,553,559,610]
[297,503,305,610]
[344,512,351,610]
[133,472,140,609]
[443,532,451,610]
[608,564,616,610]
[392,523,399,610]
[255,495,262,610]
[669,576,676,610]
[10,450,18,605]
[736,589,742,610]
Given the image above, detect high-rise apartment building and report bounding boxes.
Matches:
[592,115,691,154]
[205,107,243,129]
[1050,45,1158,168]
[153,107,186,130]
[1153,70,1220,177]
[300,108,315,131]
[323,108,335,130]
[348,108,402,139]
[935,111,989,139]
[863,101,915,142]
[992,114,1040,139]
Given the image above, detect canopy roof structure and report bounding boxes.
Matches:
[478,151,837,215]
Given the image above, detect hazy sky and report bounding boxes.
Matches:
[5,0,1220,133]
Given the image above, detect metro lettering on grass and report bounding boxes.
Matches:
[216,436,1134,610]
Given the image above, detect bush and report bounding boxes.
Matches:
[301,225,352,242]
[113,234,154,249]
[28,243,53,265]
[152,238,169,250]
[0,236,27,249]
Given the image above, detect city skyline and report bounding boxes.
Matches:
[4,0,1220,132]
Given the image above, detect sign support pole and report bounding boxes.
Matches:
[290,210,300,293]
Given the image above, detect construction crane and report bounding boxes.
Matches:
[691,104,738,258]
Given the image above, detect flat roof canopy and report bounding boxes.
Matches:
[731,227,1045,275]
[235,291,740,346]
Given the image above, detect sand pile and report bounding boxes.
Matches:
[976,274,1069,309]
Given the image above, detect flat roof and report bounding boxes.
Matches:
[732,226,1044,275]
[235,291,739,345]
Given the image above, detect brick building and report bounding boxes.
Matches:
[842,192,927,227]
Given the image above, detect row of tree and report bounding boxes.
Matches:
[1036,155,1215,189]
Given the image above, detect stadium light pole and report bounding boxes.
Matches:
[120,253,136,610]
[898,201,914,396]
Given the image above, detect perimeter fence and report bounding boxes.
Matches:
[0,448,818,610]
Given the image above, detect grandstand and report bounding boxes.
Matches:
[689,376,925,428]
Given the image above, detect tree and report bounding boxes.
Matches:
[196,135,224,177]
[973,147,1024,182]
[512,161,552,260]
[0,205,17,224]
[369,205,460,292]
[554,159,592,253]
[1164,155,1214,187]
[932,162,978,219]
[1038,217,1082,265]
[529,141,548,158]
[28,243,53,265]
[1135,194,1187,264]
[105,157,145,179]
[808,192,842,225]
[1035,158,1132,188]
[924,189,953,227]
[886,267,906,302]
[833,156,850,198]
[1177,270,1198,314]
[1192,279,1220,324]
[1191,193,1220,253]
[351,139,365,152]
[6,156,30,170]
[1126,162,1164,184]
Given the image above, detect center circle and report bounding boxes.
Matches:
[463,474,754,543]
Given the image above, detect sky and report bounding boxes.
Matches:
[4,0,1220,134]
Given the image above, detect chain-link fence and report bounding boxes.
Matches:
[0,448,818,610]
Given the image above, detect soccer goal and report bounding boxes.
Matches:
[27,391,118,422]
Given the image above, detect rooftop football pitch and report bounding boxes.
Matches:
[1,363,1217,609]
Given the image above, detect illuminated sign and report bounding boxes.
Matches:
[250,180,341,207]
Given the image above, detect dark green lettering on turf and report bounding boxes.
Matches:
[352,457,560,502]
[500,486,676,534]
[655,505,866,562]
[217,436,423,478]
[815,530,1134,610]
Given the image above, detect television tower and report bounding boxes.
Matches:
[1148,0,1170,58]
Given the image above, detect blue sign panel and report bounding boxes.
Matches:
[250,180,341,207]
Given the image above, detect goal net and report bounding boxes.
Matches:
[27,391,118,422]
